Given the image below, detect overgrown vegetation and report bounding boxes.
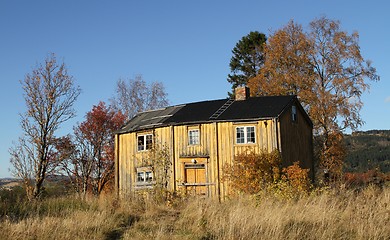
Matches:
[0,183,389,240]
[223,150,283,194]
[135,141,173,202]
[2,148,389,239]
[224,150,312,199]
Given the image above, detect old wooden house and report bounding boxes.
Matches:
[114,87,313,198]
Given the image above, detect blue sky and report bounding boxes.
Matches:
[1,1,389,178]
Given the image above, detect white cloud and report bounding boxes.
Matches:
[385,96,390,103]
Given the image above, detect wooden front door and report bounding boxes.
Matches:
[184,163,207,195]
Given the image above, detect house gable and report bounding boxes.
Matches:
[277,97,313,128]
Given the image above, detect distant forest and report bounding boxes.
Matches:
[344,130,390,172]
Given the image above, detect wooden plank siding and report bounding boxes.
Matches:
[216,120,277,197]
[278,104,314,178]
[115,94,314,199]
[115,98,313,198]
[116,118,289,198]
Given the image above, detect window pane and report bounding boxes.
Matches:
[137,172,145,182]
[145,171,153,182]
[145,134,153,150]
[189,129,199,145]
[236,127,245,144]
[292,105,297,122]
[137,136,144,151]
[247,126,255,143]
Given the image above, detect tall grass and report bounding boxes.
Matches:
[0,186,389,239]
[185,186,390,239]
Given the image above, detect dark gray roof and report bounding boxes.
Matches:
[118,105,184,133]
[116,95,303,134]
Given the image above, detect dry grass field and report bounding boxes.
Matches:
[0,185,389,240]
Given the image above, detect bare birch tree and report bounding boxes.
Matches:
[9,53,81,200]
[111,75,169,120]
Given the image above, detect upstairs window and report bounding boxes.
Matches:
[292,105,297,123]
[188,129,200,145]
[137,134,153,151]
[236,126,256,144]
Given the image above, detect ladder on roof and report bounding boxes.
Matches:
[209,98,235,120]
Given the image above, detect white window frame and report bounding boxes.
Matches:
[188,129,200,145]
[135,167,154,188]
[137,134,153,151]
[236,126,256,144]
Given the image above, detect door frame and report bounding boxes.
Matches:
[179,157,209,196]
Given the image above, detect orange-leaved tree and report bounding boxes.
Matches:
[248,17,379,179]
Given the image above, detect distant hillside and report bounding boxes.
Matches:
[344,130,390,172]
[0,178,21,189]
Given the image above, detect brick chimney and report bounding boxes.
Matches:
[235,86,250,101]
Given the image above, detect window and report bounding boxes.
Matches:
[137,170,153,182]
[137,171,145,182]
[236,127,245,144]
[188,129,200,145]
[136,167,154,186]
[292,105,297,123]
[137,134,153,151]
[236,126,256,144]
